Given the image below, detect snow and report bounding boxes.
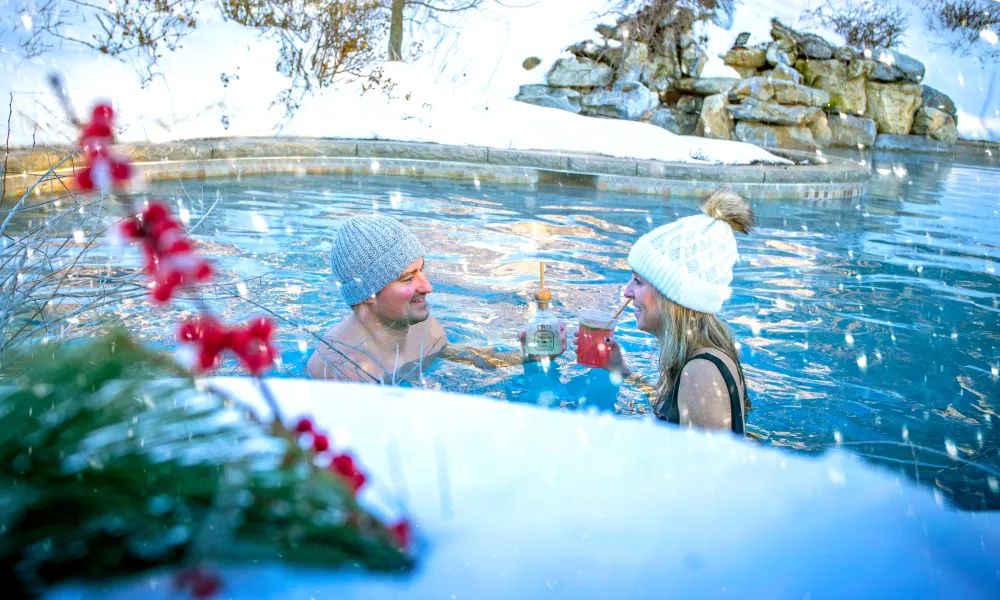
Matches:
[0,1,782,165]
[48,378,1000,599]
[3,0,997,158]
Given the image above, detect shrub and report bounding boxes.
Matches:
[923,0,1000,60]
[803,0,909,49]
[610,0,740,44]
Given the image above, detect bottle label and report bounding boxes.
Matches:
[532,330,556,352]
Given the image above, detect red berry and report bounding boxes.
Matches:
[76,168,95,192]
[331,453,366,493]
[295,418,313,433]
[390,520,411,550]
[313,433,330,453]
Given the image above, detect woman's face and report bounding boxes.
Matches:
[623,271,664,334]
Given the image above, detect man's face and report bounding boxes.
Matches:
[370,258,433,328]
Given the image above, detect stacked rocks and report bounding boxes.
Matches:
[517,15,961,150]
[721,19,957,149]
[514,8,710,132]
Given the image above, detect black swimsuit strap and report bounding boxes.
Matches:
[657,353,745,435]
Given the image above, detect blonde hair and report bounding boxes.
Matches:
[651,188,755,418]
[651,291,751,418]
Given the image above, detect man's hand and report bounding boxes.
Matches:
[518,319,568,362]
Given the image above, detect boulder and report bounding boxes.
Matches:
[649,107,699,135]
[734,121,819,150]
[697,93,734,140]
[765,42,795,67]
[771,79,830,107]
[732,77,774,102]
[677,95,704,114]
[523,57,542,70]
[641,62,676,93]
[655,28,682,76]
[680,43,708,78]
[798,33,835,59]
[515,85,582,113]
[834,46,860,61]
[873,133,953,153]
[847,58,878,80]
[808,111,832,146]
[565,40,609,62]
[921,85,957,117]
[764,63,803,84]
[828,113,877,148]
[674,77,740,96]
[864,81,922,134]
[619,42,651,82]
[548,57,614,87]
[728,98,821,126]
[912,106,959,144]
[800,59,866,115]
[722,46,768,70]
[596,23,621,42]
[770,18,800,44]
[870,49,925,84]
[581,80,658,120]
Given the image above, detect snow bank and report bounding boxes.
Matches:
[49,378,1000,599]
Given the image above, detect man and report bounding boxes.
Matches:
[307,214,448,383]
[308,214,567,383]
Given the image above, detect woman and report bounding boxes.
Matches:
[582,189,754,433]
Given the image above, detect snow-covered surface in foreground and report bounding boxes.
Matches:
[51,379,1000,599]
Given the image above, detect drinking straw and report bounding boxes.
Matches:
[609,298,632,324]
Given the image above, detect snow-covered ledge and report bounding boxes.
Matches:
[52,379,1000,599]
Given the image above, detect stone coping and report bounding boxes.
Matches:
[1,137,870,204]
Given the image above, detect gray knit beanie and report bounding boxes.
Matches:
[331,214,425,306]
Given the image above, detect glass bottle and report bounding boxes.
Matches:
[525,290,560,357]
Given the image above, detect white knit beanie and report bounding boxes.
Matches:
[627,189,755,314]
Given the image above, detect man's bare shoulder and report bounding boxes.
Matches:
[307,319,379,382]
[411,315,449,352]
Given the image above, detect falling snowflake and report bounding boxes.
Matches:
[944,439,958,459]
[250,212,269,233]
[856,352,868,372]
[845,333,854,346]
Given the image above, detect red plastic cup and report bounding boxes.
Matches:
[576,310,615,369]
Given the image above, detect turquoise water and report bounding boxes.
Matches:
[3,151,999,509]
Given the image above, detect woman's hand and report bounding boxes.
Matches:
[518,319,568,362]
[572,329,630,375]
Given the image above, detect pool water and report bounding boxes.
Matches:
[3,151,999,509]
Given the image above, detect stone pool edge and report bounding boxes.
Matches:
[2,138,870,204]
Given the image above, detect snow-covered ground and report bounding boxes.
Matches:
[0,0,997,161]
[47,378,1000,599]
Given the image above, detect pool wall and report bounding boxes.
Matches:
[3,138,870,205]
